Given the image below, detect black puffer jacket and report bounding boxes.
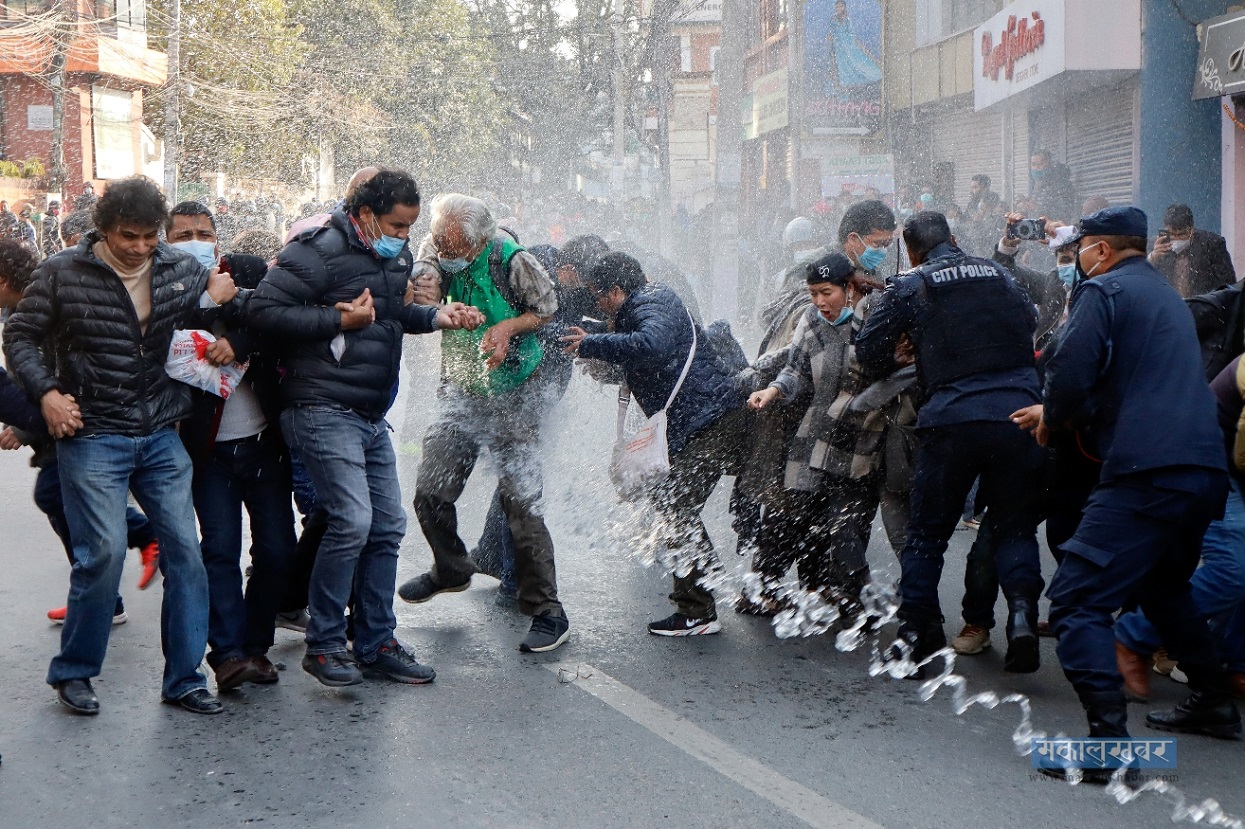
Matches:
[247,209,438,418]
[578,283,743,453]
[3,233,216,436]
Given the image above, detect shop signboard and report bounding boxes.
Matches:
[1193,10,1245,99]
[821,154,895,197]
[744,68,789,141]
[803,0,884,136]
[973,0,1067,110]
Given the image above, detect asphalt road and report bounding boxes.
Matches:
[1,333,1242,829]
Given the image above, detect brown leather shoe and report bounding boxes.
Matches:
[1230,672,1245,700]
[214,657,265,692]
[1116,640,1150,702]
[249,655,279,684]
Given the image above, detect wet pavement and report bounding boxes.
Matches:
[1,335,1242,829]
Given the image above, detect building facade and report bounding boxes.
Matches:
[0,0,166,203]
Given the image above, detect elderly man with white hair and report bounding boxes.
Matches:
[398,193,569,653]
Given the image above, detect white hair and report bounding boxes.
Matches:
[429,193,497,248]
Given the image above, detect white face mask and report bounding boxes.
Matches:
[1170,239,1191,254]
[1078,244,1104,280]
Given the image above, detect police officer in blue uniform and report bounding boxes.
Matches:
[856,211,1046,678]
[1036,207,1241,780]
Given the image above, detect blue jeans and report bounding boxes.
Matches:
[35,456,157,616]
[281,405,405,659]
[49,428,209,700]
[1115,475,1245,672]
[193,433,298,668]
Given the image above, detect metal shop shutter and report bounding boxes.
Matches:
[932,103,1005,208]
[1065,80,1139,207]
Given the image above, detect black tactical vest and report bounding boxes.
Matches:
[911,251,1036,391]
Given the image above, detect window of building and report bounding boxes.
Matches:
[915,0,1006,45]
[93,0,145,29]
[3,0,50,21]
[760,0,787,41]
[943,0,1006,34]
[680,34,692,72]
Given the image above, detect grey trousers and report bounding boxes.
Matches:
[413,380,563,617]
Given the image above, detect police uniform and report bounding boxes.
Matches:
[856,239,1046,674]
[1041,207,1239,744]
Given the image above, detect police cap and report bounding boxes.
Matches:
[1068,206,1147,243]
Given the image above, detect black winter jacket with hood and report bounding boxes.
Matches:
[3,233,223,436]
[247,209,438,419]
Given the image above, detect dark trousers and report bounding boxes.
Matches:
[651,407,751,618]
[193,433,298,668]
[35,457,157,616]
[899,421,1045,629]
[1049,467,1228,702]
[415,383,562,618]
[960,443,1101,628]
[753,479,875,591]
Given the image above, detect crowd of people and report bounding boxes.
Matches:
[0,163,1242,785]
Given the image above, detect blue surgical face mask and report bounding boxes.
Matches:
[439,257,470,274]
[1057,263,1077,287]
[367,216,405,259]
[173,240,218,270]
[832,305,854,326]
[858,244,888,273]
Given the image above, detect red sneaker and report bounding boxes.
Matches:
[47,606,127,625]
[138,540,160,590]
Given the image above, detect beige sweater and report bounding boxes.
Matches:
[93,241,152,333]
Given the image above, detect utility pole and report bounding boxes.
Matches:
[47,0,72,199]
[611,0,626,204]
[163,0,181,201]
[650,0,677,258]
[710,0,746,322]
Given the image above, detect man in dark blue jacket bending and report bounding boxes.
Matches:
[563,252,748,636]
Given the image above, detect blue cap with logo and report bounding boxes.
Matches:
[1068,206,1148,243]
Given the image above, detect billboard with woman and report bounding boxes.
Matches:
[804,0,884,135]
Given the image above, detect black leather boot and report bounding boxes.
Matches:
[1039,693,1136,785]
[1004,597,1040,674]
[1146,687,1242,740]
[889,618,947,681]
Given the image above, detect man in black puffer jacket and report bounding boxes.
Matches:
[3,175,240,717]
[248,169,480,688]
[564,252,749,636]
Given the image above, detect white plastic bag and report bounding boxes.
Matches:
[165,330,248,399]
[610,394,672,502]
[608,311,698,502]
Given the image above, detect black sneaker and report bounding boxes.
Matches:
[301,651,363,687]
[519,611,571,653]
[647,612,722,637]
[360,639,436,684]
[397,572,471,604]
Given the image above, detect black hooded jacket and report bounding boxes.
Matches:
[247,209,438,418]
[3,233,221,436]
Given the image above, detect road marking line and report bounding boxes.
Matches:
[546,663,886,829]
